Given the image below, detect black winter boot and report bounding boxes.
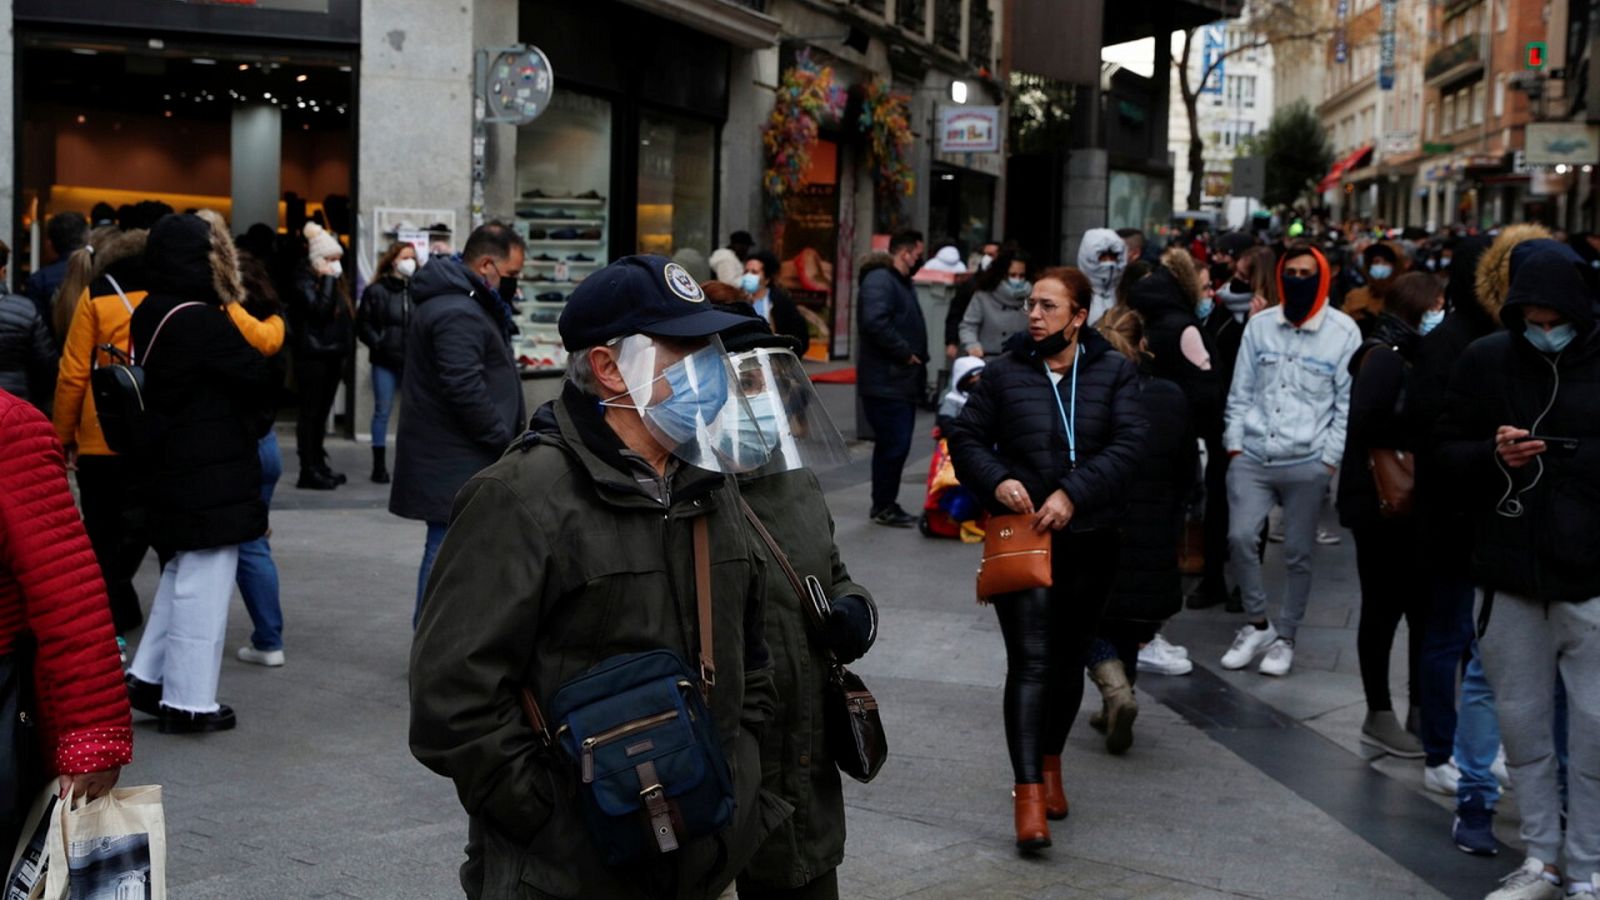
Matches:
[371,447,390,484]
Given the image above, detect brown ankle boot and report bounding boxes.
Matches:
[1013,784,1051,851]
[1090,659,1139,756]
[1041,756,1069,820]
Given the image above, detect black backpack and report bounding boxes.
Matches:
[90,284,203,456]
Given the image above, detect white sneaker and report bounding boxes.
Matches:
[1567,874,1599,896]
[1146,634,1189,659]
[1258,638,1295,676]
[1424,759,1461,796]
[1494,748,1511,789]
[1486,858,1563,900]
[236,645,285,667]
[1316,528,1342,545]
[1137,638,1194,676]
[1220,623,1278,670]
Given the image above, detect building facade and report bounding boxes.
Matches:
[1166,21,1276,222]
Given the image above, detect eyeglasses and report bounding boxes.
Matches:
[1022,299,1073,315]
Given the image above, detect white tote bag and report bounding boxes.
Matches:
[4,779,57,900]
[37,785,167,900]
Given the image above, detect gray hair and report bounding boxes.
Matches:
[566,346,600,396]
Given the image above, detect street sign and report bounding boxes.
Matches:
[1525,122,1600,165]
[1527,41,1547,69]
[1378,0,1397,90]
[1232,155,1265,198]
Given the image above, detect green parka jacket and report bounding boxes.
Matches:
[738,467,874,891]
[409,385,791,900]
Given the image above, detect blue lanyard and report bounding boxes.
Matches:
[1047,345,1081,467]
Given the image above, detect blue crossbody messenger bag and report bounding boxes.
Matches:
[518,516,734,866]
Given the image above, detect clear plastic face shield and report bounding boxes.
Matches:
[598,334,772,473]
[727,347,851,474]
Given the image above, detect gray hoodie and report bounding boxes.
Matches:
[1076,228,1126,327]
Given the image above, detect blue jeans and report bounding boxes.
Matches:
[1420,570,1476,765]
[860,397,916,513]
[371,364,399,448]
[415,521,447,629]
[1455,642,1501,810]
[236,432,284,651]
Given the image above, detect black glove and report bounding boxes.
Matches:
[823,594,876,665]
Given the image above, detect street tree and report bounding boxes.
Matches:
[1174,0,1336,211]
[1258,100,1334,207]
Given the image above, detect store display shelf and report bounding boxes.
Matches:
[517,217,605,227]
[520,281,584,290]
[516,196,604,207]
[524,240,605,248]
[523,258,603,267]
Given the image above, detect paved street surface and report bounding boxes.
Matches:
[116,389,1519,899]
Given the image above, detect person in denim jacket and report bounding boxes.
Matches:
[1218,245,1360,677]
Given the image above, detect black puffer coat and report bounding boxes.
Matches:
[389,257,525,524]
[1127,269,1221,433]
[288,265,354,358]
[1104,375,1194,623]
[129,214,274,553]
[1201,304,1246,440]
[947,328,1148,532]
[357,274,412,371]
[856,255,928,402]
[1436,240,1600,604]
[1337,314,1422,529]
[0,291,54,404]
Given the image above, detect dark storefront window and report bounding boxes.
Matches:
[929,163,995,257]
[637,113,716,257]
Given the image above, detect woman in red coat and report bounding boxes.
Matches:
[0,386,132,843]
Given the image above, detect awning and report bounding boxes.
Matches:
[1318,144,1375,192]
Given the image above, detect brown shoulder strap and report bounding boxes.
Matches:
[738,497,823,632]
[693,515,715,698]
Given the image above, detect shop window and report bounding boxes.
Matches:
[636,112,715,258]
[513,90,613,373]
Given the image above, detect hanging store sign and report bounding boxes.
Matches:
[483,45,554,126]
[1525,122,1600,165]
[1378,0,1397,90]
[938,106,1001,153]
[1335,0,1348,64]
[1200,24,1226,95]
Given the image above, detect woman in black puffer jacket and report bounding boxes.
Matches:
[357,242,416,483]
[1082,305,1195,758]
[948,265,1146,854]
[124,212,275,735]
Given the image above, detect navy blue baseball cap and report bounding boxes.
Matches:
[558,254,755,351]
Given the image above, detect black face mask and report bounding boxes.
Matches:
[1030,319,1080,358]
[1281,273,1320,323]
[1209,261,1233,284]
[907,255,925,278]
[1227,277,1251,295]
[498,275,520,305]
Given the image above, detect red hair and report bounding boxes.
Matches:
[1033,266,1094,315]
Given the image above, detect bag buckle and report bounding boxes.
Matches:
[638,766,680,854]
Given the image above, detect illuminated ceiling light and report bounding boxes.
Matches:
[338,65,352,73]
[298,101,307,108]
[296,74,308,82]
[70,48,98,56]
[164,110,173,118]
[263,93,272,100]
[75,114,86,124]
[950,79,968,104]
[238,63,249,71]
[1556,163,1571,174]
[192,57,216,65]
[1585,165,1595,173]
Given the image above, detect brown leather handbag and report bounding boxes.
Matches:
[1369,448,1416,518]
[976,513,1053,602]
[739,499,887,783]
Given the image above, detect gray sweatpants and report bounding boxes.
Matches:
[1478,592,1600,881]
[1225,456,1331,641]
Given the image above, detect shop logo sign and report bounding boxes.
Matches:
[663,263,705,302]
[938,106,1001,154]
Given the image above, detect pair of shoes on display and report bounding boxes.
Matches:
[528,228,548,240]
[1137,634,1193,676]
[1220,623,1294,675]
[1090,659,1138,755]
[1485,858,1563,899]
[567,252,595,262]
[1361,710,1426,758]
[237,645,285,667]
[126,674,237,733]
[869,504,917,528]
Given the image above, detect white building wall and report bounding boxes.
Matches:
[1168,22,1275,220]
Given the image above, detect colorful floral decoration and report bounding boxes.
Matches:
[762,50,847,220]
[859,76,916,219]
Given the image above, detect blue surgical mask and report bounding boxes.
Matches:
[1525,323,1577,354]
[731,391,782,465]
[1369,263,1394,280]
[1196,298,1216,320]
[1006,277,1031,299]
[645,354,731,448]
[1419,308,1445,335]
[738,273,761,294]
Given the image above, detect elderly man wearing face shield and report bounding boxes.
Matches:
[409,255,792,900]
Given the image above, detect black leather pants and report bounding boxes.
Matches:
[991,529,1118,783]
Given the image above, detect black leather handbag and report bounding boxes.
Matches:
[1,634,43,838]
[740,499,887,783]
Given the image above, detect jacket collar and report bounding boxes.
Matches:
[1273,303,1328,332]
[550,382,724,510]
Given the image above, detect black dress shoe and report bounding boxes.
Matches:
[870,505,917,528]
[297,468,339,490]
[158,704,237,734]
[126,674,162,717]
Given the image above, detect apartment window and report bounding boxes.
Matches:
[1471,82,1484,124]
[1496,0,1507,32]
[1426,101,1435,138]
[1494,75,1505,117]
[1445,93,1457,132]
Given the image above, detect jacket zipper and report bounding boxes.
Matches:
[581,709,680,782]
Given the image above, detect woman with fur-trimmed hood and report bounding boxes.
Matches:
[122,212,276,735]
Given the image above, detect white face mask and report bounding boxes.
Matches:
[395,257,417,278]
[326,260,343,278]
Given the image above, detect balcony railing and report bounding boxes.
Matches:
[1426,34,1484,83]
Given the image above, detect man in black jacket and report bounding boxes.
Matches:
[857,228,927,526]
[1436,240,1600,897]
[390,223,526,628]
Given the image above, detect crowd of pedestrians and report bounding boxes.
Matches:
[2,190,1599,900]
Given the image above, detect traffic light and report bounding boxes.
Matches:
[1527,41,1547,69]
